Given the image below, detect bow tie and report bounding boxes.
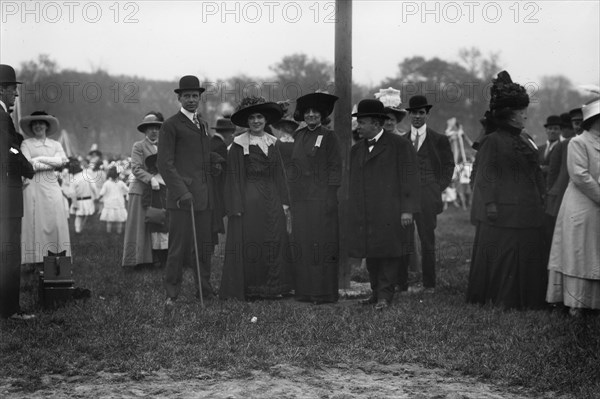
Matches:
[367,138,376,146]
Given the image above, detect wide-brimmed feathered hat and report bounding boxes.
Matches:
[489,71,529,110]
[293,92,338,122]
[231,96,283,128]
[375,87,408,122]
[19,111,59,137]
[351,99,390,119]
[137,113,163,133]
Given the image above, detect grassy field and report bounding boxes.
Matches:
[1,207,599,398]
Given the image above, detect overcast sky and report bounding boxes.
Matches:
[2,0,599,88]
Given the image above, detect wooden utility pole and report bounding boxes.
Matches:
[334,0,352,289]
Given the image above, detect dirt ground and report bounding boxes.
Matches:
[0,361,564,399]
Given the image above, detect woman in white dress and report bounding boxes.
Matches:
[547,98,600,316]
[19,111,70,265]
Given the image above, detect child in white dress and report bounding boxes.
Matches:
[69,160,99,233]
[99,167,129,233]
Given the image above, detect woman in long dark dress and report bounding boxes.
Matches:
[467,71,547,309]
[289,92,342,303]
[219,97,292,300]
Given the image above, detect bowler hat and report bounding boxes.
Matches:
[294,92,338,122]
[0,64,21,85]
[405,95,433,112]
[174,75,205,94]
[19,111,59,137]
[231,96,283,128]
[351,99,390,119]
[543,115,562,128]
[137,113,163,133]
[271,118,299,133]
[211,118,236,132]
[560,113,572,128]
[569,107,583,121]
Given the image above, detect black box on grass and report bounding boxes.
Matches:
[38,255,75,309]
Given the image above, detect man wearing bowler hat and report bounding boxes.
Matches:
[401,95,454,294]
[0,64,35,320]
[538,115,562,187]
[158,75,224,309]
[348,99,420,310]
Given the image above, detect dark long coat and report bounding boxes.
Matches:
[288,126,342,301]
[471,128,545,228]
[348,131,420,258]
[545,138,571,217]
[0,107,34,218]
[219,136,292,300]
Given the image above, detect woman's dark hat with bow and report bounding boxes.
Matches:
[174,75,205,94]
[211,118,236,132]
[489,71,529,110]
[405,95,433,112]
[231,96,283,128]
[137,113,163,133]
[0,64,21,85]
[544,115,563,128]
[351,99,390,119]
[293,92,339,122]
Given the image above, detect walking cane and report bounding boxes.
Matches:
[189,199,205,309]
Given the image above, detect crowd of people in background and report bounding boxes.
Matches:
[1,63,598,321]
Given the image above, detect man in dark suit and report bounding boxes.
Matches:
[158,75,224,309]
[401,95,454,294]
[543,110,581,253]
[348,99,420,310]
[537,115,562,187]
[209,117,236,252]
[0,64,35,320]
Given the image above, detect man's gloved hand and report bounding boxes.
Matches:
[177,192,193,208]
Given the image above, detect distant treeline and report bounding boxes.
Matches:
[16,51,594,158]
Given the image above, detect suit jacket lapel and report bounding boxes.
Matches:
[366,134,387,162]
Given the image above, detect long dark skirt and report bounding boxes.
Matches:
[466,222,547,309]
[292,200,339,303]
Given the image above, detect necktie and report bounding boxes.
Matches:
[192,113,201,129]
[367,138,376,147]
[413,132,420,151]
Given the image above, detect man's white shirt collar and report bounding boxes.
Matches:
[411,124,427,139]
[180,107,196,123]
[368,129,384,152]
[0,100,7,113]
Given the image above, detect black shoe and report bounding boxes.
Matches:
[358,296,377,305]
[375,299,390,310]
